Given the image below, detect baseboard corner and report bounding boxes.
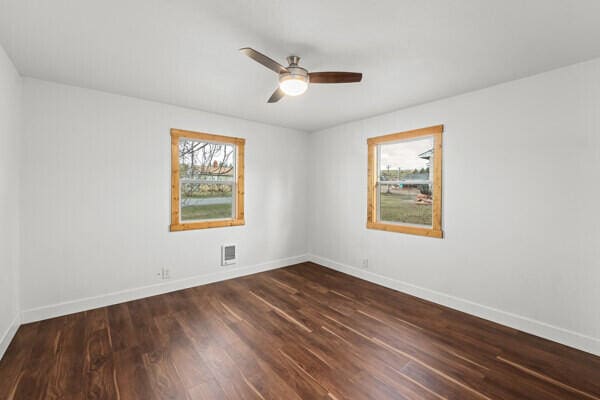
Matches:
[0,314,21,361]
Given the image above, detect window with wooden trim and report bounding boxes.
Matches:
[367,125,443,238]
[170,129,245,231]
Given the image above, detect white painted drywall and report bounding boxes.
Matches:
[0,44,21,357]
[19,79,309,318]
[308,58,600,354]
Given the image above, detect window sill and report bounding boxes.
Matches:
[170,219,245,232]
[367,221,443,238]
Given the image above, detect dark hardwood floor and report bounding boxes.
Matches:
[1,262,599,399]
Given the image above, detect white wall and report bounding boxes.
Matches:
[0,45,22,357]
[308,58,600,355]
[20,79,309,321]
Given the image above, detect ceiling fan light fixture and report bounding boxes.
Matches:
[279,73,309,96]
[239,47,362,103]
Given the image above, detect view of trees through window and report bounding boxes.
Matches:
[179,138,235,221]
[378,136,434,226]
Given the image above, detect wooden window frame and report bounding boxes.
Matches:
[170,128,245,232]
[367,125,443,238]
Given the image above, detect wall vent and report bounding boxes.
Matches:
[221,244,237,266]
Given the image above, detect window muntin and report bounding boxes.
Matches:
[367,125,442,238]
[171,129,245,231]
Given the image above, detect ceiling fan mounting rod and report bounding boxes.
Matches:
[286,55,301,66]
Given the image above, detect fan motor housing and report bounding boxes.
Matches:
[279,66,309,83]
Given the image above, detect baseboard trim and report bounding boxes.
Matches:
[0,314,20,360]
[308,254,600,356]
[21,254,309,324]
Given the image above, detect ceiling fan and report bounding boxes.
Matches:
[240,47,363,103]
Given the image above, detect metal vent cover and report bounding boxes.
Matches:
[221,245,236,266]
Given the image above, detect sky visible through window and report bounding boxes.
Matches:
[379,136,432,171]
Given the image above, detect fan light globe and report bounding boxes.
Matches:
[279,75,308,96]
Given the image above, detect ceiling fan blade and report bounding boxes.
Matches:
[267,87,285,103]
[309,72,362,84]
[240,47,288,74]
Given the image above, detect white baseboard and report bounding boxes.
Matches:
[21,254,309,324]
[17,253,600,356]
[0,314,20,360]
[308,254,600,356]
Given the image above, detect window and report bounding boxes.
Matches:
[367,125,443,238]
[170,129,245,231]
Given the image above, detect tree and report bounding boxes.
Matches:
[179,141,234,204]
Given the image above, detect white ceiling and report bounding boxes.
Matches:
[2,0,600,132]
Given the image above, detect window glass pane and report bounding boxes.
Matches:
[179,138,235,221]
[181,183,233,221]
[378,136,434,227]
[179,139,235,182]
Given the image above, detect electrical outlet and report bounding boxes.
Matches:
[158,268,171,280]
[361,259,369,269]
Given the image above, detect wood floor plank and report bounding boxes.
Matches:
[1,262,599,400]
[126,298,166,353]
[107,302,138,352]
[187,378,230,400]
[142,349,189,399]
[12,318,64,399]
[154,312,216,390]
[0,322,40,400]
[113,347,157,400]
[43,313,86,399]
[83,308,118,400]
[218,305,332,399]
